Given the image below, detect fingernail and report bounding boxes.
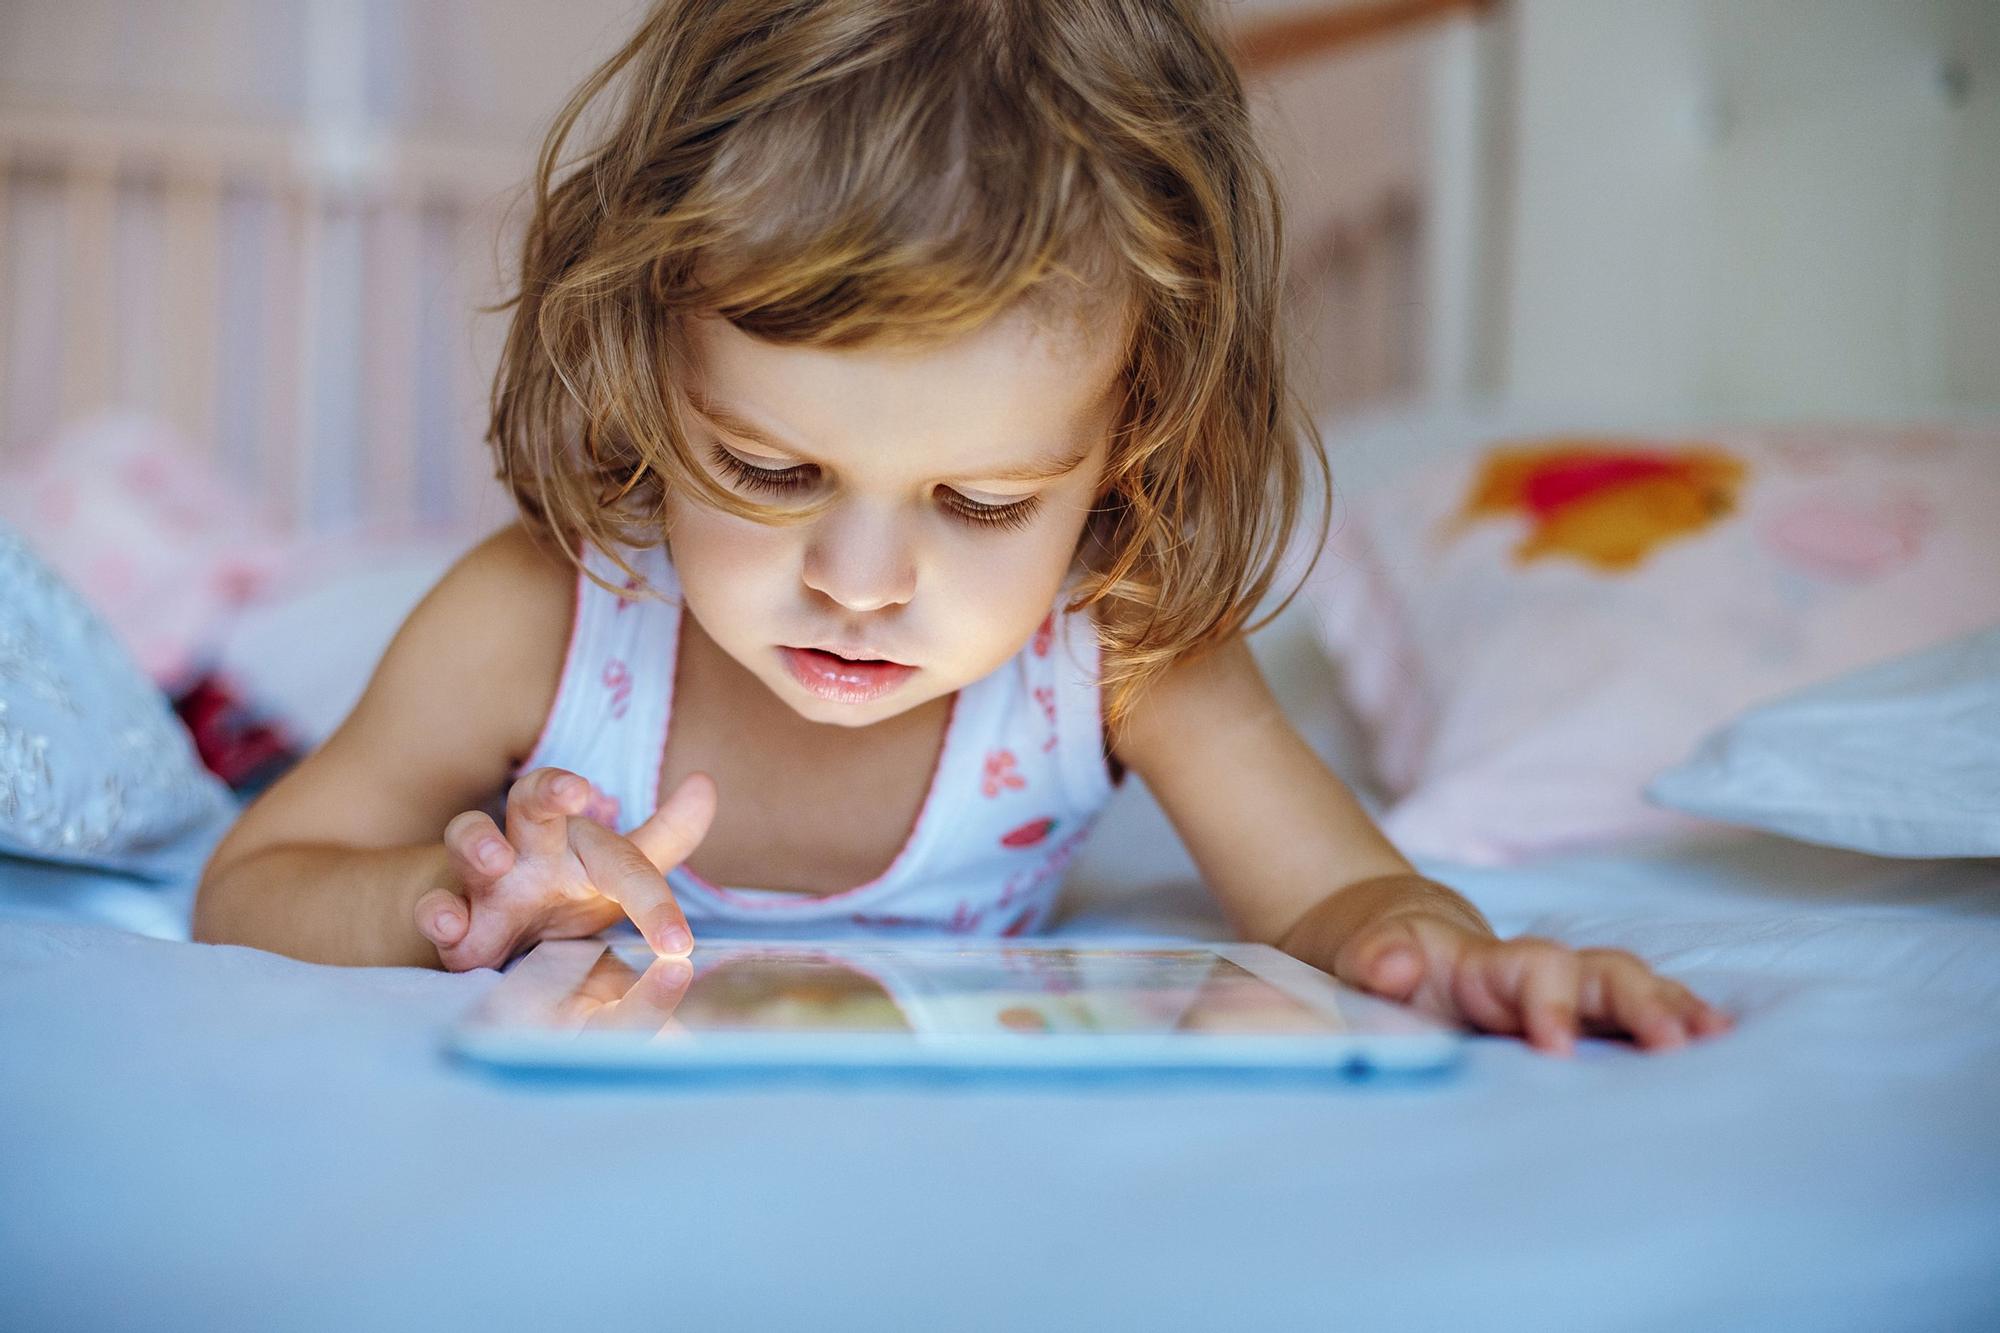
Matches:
[430,913,455,938]
[479,842,506,872]
[658,927,692,955]
[556,777,584,801]
[662,957,693,983]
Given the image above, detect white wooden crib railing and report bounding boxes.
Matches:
[0,101,522,534]
[0,0,1489,539]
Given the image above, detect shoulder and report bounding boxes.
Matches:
[412,522,578,675]
[370,520,578,762]
[1104,633,1283,783]
[204,521,582,864]
[439,520,578,612]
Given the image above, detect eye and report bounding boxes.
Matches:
[709,444,817,493]
[938,490,1043,532]
[709,443,1043,532]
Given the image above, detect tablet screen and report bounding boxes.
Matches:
[527,941,1348,1039]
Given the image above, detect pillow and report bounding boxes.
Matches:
[210,531,481,749]
[1645,625,2000,858]
[0,521,235,881]
[1306,418,2000,865]
[0,410,289,687]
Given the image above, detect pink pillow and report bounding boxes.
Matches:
[1306,421,2000,866]
[0,412,289,686]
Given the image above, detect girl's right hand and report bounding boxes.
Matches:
[414,766,716,972]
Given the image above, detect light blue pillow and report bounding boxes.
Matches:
[1646,626,2000,858]
[0,521,235,882]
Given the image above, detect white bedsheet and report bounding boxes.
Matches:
[2,832,1997,1332]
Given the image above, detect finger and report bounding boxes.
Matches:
[437,882,526,973]
[1652,977,1707,1035]
[1334,917,1429,1003]
[568,818,694,957]
[550,991,603,1034]
[1602,967,1688,1051]
[443,810,514,886]
[550,954,648,1030]
[1444,951,1522,1036]
[1657,977,1735,1039]
[572,952,645,1006]
[583,954,696,1033]
[627,772,718,875]
[1580,952,1734,1048]
[413,886,469,948]
[1577,950,1643,1033]
[1690,997,1736,1036]
[1511,941,1582,1056]
[506,767,590,860]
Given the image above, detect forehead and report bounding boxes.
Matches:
[683,304,1127,471]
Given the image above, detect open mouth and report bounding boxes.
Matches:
[795,646,907,668]
[778,646,918,703]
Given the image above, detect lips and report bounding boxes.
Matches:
[779,646,918,704]
[796,642,911,668]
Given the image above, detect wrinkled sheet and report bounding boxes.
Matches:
[2,833,1997,1332]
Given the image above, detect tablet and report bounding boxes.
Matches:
[449,937,1464,1077]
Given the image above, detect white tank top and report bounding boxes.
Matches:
[515,541,1122,938]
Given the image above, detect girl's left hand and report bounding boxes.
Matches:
[1331,913,1735,1055]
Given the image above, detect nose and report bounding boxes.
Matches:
[800,503,917,612]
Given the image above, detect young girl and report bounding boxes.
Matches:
[195,0,1731,1057]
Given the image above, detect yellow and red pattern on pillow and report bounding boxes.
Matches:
[1307,423,2000,866]
[1449,440,1747,571]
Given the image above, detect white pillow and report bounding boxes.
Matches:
[1646,625,2000,858]
[0,522,234,880]
[1306,413,2000,865]
[211,531,482,748]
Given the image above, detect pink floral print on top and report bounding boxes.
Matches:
[1000,817,1057,848]
[981,748,1025,797]
[601,657,633,720]
[1032,684,1058,752]
[529,541,1118,939]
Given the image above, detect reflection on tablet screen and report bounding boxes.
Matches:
[548,943,1344,1040]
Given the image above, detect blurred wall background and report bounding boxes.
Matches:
[1497,0,2000,417]
[0,0,1451,532]
[1,0,1994,537]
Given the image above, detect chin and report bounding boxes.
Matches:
[762,673,918,729]
[784,696,885,728]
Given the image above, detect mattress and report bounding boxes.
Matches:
[1,829,1995,1331]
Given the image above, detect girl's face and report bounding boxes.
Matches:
[663,306,1123,729]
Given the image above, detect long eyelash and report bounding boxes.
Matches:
[942,492,1042,531]
[709,443,815,493]
[709,443,1041,531]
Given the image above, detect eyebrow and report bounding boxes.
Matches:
[696,402,1093,484]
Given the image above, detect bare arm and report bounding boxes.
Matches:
[1113,636,1730,1054]
[193,523,573,967]
[1111,633,1483,948]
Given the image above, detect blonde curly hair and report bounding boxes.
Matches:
[486,0,1328,735]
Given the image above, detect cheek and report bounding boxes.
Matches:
[665,500,793,584]
[930,529,1080,660]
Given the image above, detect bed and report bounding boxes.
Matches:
[4,494,1997,1329]
[3,835,1998,1330]
[4,0,1999,1328]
